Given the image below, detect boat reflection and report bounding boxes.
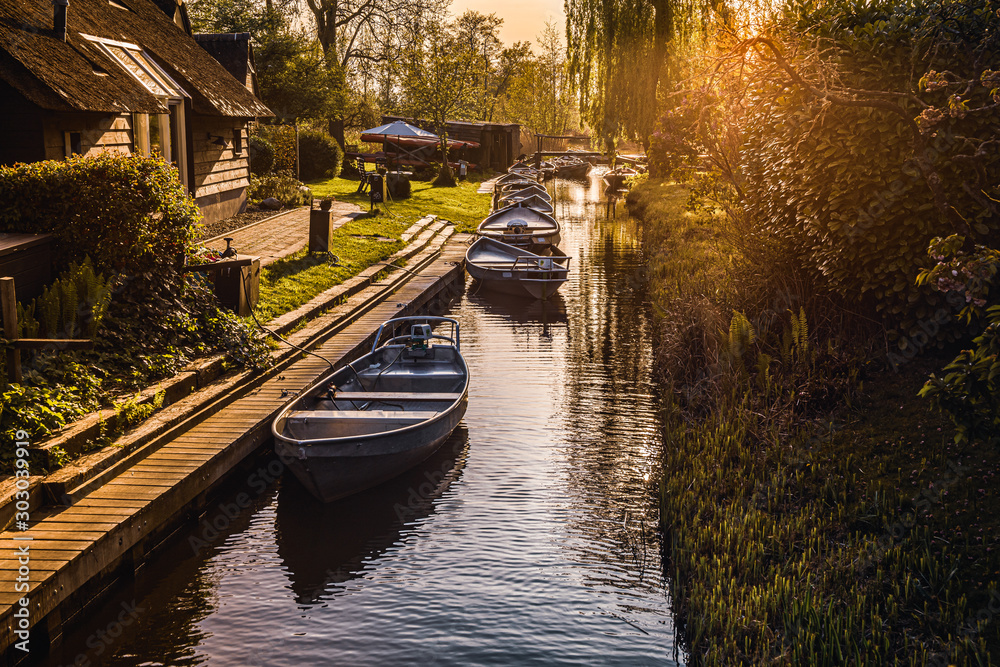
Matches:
[466,289,569,329]
[274,425,470,604]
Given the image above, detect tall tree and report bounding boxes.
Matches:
[401,16,479,185]
[303,0,448,145]
[503,21,579,136]
[188,0,345,122]
[451,12,530,122]
[566,0,721,146]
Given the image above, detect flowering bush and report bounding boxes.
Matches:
[917,236,1000,444]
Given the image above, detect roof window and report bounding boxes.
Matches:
[82,34,188,99]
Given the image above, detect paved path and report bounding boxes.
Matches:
[204,202,361,267]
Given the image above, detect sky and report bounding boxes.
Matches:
[449,0,566,47]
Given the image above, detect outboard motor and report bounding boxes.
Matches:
[405,323,434,358]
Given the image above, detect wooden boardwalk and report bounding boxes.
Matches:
[0,237,469,659]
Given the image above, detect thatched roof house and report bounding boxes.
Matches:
[0,0,271,222]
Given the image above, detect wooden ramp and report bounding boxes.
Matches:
[0,237,470,660]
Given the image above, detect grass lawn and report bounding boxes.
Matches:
[307,174,492,234]
[255,174,492,323]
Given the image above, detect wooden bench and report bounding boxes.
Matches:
[330,392,463,402]
[288,410,442,421]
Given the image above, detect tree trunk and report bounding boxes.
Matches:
[433,133,455,186]
[328,118,346,149]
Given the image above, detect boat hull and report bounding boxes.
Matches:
[273,318,469,503]
[466,237,570,300]
[275,396,468,502]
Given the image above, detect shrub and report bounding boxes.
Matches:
[18,257,111,339]
[0,153,200,277]
[248,135,275,175]
[298,129,343,181]
[254,124,297,172]
[249,171,305,208]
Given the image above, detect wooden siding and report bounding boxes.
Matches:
[191,116,250,200]
[41,113,133,160]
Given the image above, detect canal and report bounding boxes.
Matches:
[40,173,681,666]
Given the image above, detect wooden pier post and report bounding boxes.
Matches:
[1,277,21,383]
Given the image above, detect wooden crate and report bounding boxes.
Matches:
[212,256,260,317]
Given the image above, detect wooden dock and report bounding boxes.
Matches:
[0,235,470,662]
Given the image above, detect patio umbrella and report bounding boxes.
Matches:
[359,120,439,145]
[360,120,440,167]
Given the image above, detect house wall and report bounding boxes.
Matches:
[0,83,46,166]
[41,112,133,160]
[191,116,250,223]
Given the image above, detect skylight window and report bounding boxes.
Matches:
[82,34,188,99]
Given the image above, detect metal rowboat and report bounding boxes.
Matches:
[466,237,570,300]
[272,317,469,503]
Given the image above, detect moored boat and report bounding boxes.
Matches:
[499,185,551,202]
[466,237,570,300]
[272,317,469,503]
[602,166,638,190]
[554,157,590,179]
[496,172,538,187]
[477,203,561,248]
[500,193,553,214]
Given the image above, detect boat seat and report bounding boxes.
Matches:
[330,392,463,401]
[288,410,441,422]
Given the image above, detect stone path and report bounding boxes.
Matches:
[204,201,361,267]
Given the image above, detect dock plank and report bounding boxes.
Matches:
[0,241,467,655]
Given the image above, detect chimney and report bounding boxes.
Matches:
[53,0,69,42]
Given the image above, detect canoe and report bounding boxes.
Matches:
[500,193,553,214]
[496,177,537,192]
[477,203,561,247]
[496,172,537,186]
[509,166,540,178]
[466,237,570,300]
[272,317,469,503]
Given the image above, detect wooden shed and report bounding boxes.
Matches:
[380,116,522,172]
[0,0,271,223]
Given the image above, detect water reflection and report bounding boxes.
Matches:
[37,172,682,667]
[276,426,470,604]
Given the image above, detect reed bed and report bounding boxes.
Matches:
[628,179,1000,664]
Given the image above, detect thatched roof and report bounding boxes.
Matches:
[194,33,258,98]
[0,0,270,118]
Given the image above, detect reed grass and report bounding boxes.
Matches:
[629,179,1000,664]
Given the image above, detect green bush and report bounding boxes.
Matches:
[249,171,305,208]
[0,153,200,276]
[18,257,111,339]
[299,129,342,181]
[248,135,275,175]
[253,124,297,172]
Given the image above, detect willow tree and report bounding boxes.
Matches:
[566,0,722,146]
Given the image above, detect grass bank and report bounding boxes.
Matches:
[628,179,1000,664]
[255,174,491,322]
[308,174,491,234]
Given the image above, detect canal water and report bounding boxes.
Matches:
[41,173,681,666]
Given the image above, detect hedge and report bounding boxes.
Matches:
[0,153,200,277]
[298,129,342,181]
